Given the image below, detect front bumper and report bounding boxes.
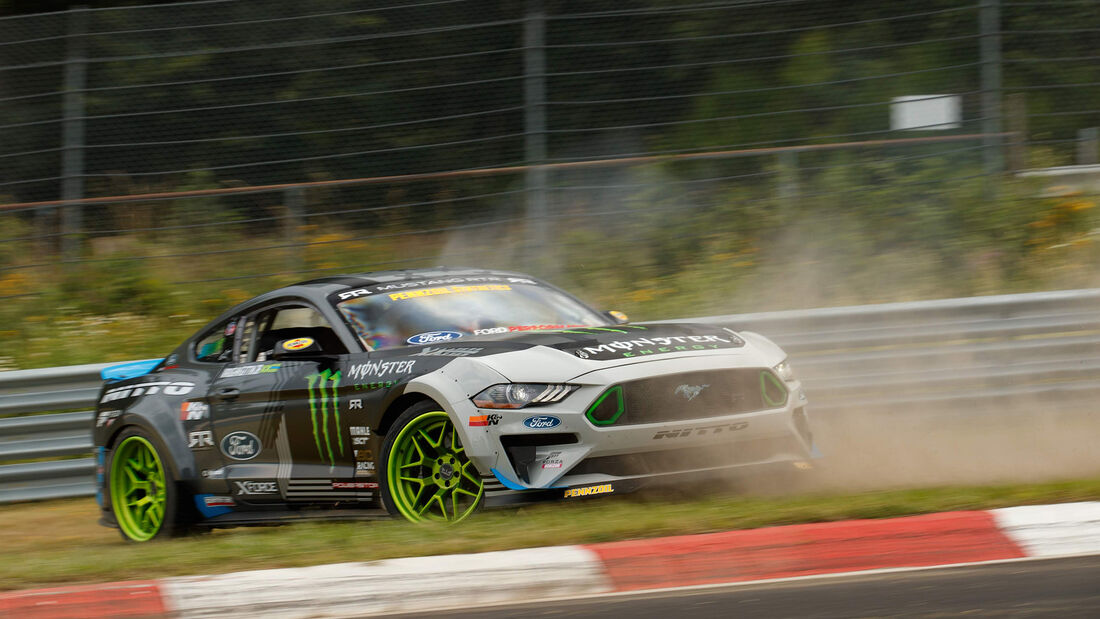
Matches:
[450,355,817,497]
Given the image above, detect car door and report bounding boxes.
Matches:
[208,301,356,505]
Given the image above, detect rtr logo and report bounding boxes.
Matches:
[188,431,214,449]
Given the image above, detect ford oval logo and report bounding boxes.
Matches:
[407,330,463,345]
[220,431,262,461]
[523,415,562,429]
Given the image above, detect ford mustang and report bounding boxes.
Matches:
[93,267,817,541]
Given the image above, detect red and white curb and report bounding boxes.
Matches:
[3,501,1098,618]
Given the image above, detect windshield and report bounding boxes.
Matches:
[334,282,608,350]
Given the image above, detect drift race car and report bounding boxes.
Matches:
[93,268,817,541]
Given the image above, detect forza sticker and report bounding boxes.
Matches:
[333,481,378,489]
[468,414,502,427]
[564,484,613,498]
[220,431,262,460]
[282,337,314,351]
[407,330,463,345]
[100,381,195,403]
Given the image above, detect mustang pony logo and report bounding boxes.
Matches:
[674,384,709,401]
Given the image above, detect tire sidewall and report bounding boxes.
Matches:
[105,426,184,542]
[378,401,482,522]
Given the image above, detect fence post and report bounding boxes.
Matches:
[1076,128,1098,166]
[523,0,548,272]
[285,187,305,273]
[777,150,799,206]
[980,0,1003,177]
[59,6,89,261]
[1004,93,1028,171]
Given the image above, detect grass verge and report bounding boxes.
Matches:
[2,477,1099,591]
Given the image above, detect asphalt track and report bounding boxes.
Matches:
[402,555,1100,619]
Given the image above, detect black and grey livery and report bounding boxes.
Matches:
[93,267,817,540]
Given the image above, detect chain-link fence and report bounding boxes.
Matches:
[1,0,1098,367]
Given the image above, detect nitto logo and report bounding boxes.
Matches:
[307,369,343,467]
[101,381,195,403]
[674,384,709,401]
[523,415,561,429]
[220,431,261,460]
[652,422,749,439]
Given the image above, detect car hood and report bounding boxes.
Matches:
[481,322,743,358]
[462,322,766,383]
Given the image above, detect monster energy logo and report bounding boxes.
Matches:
[306,369,344,467]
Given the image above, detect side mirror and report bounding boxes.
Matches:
[603,310,629,325]
[271,337,324,360]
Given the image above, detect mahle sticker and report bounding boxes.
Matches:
[282,337,315,351]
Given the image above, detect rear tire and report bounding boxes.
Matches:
[379,402,484,523]
[106,427,192,542]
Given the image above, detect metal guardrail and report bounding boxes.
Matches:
[3,289,1099,504]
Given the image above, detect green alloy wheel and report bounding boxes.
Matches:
[108,429,183,541]
[382,406,484,523]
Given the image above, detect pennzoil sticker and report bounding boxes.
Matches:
[282,337,314,351]
[389,284,510,301]
[563,483,613,498]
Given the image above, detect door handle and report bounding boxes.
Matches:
[216,387,240,401]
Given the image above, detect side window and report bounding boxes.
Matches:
[194,319,237,363]
[248,304,347,362]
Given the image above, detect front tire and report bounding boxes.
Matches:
[380,402,484,523]
[106,427,190,542]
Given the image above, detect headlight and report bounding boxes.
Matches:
[773,359,796,382]
[472,383,577,409]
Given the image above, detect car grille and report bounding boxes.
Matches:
[585,368,786,426]
[568,436,800,477]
